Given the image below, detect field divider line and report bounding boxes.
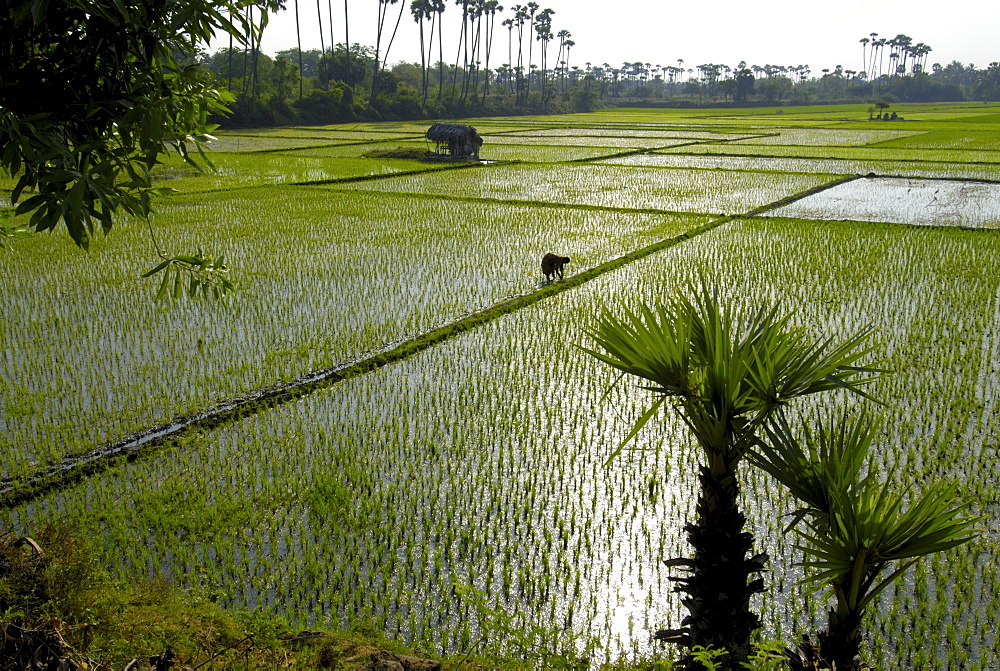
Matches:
[0,174,860,509]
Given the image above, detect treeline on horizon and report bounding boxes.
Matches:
[200,32,1000,127]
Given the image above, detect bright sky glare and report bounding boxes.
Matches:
[229,0,999,75]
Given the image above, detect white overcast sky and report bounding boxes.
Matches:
[225,0,999,74]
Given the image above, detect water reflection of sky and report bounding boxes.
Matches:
[769,177,1000,228]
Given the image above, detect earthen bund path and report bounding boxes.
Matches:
[0,173,873,509]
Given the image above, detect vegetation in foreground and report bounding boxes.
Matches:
[0,526,455,669]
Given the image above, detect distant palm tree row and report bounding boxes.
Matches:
[858,33,933,80]
[272,0,572,110]
[205,5,999,125]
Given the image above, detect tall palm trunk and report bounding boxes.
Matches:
[416,10,428,103]
[436,5,444,102]
[381,0,407,86]
[370,0,397,106]
[294,0,304,99]
[482,5,495,97]
[316,0,326,55]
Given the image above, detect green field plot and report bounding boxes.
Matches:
[658,141,1000,164]
[204,135,370,152]
[732,128,921,146]
[285,140,624,162]
[0,187,706,476]
[499,127,760,141]
[598,152,1000,180]
[330,163,836,213]
[8,216,999,669]
[479,133,682,149]
[228,122,430,136]
[271,141,435,158]
[151,152,432,191]
[871,129,1000,150]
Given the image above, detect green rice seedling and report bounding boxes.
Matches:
[1,187,707,477]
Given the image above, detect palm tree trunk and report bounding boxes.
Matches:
[370,0,389,106]
[666,464,766,670]
[316,0,326,55]
[295,0,304,99]
[381,0,406,86]
[482,8,493,97]
[437,8,444,102]
[418,17,427,104]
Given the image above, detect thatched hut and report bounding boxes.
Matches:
[426,123,483,159]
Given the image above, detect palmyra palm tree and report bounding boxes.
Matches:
[294,0,304,98]
[411,0,433,102]
[369,0,401,105]
[480,0,503,97]
[751,410,978,669]
[584,282,883,668]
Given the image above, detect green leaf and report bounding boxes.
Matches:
[141,259,172,278]
[603,396,665,467]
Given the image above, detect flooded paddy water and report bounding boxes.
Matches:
[4,104,1000,668]
[770,176,1000,228]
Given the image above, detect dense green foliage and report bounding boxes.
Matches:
[0,0,281,296]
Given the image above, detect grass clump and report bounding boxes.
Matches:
[0,526,445,669]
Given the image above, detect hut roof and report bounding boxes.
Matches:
[426,122,480,142]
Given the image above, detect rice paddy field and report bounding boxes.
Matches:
[3,102,1000,667]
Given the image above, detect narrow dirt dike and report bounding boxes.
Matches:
[0,173,862,509]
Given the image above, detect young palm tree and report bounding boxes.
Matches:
[584,283,883,668]
[751,410,979,670]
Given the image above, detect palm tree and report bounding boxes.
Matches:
[512,4,529,105]
[370,0,403,106]
[411,0,433,102]
[316,0,326,57]
[859,37,869,79]
[294,0,304,98]
[481,1,503,97]
[343,0,350,75]
[502,16,514,92]
[533,7,553,109]
[584,282,883,668]
[751,410,979,670]
[449,0,470,103]
[867,33,878,80]
[555,29,570,91]
[432,0,445,101]
[524,1,538,97]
